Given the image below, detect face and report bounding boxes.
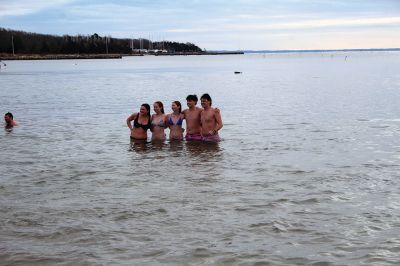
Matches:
[187,100,196,108]
[4,115,11,124]
[139,106,147,115]
[201,98,210,108]
[171,102,178,112]
[153,103,161,114]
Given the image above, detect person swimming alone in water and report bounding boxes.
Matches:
[4,112,18,128]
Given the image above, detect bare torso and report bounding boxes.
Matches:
[200,107,223,136]
[127,113,150,140]
[168,113,184,140]
[183,107,202,135]
[151,114,167,141]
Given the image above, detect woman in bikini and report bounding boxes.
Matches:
[167,101,185,140]
[126,103,151,142]
[150,101,168,142]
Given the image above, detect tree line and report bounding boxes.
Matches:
[0,28,202,54]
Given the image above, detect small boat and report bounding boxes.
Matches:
[234,71,242,74]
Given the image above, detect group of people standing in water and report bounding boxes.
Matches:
[127,93,223,143]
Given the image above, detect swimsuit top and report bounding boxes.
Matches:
[134,115,151,131]
[168,115,183,126]
[151,116,166,128]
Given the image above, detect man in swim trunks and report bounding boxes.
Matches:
[4,112,18,128]
[200,94,223,142]
[182,94,203,141]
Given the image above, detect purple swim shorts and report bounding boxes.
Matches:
[201,133,221,142]
[185,133,203,141]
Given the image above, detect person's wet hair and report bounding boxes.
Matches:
[5,112,13,119]
[154,101,165,114]
[201,93,212,105]
[186,94,198,103]
[141,104,151,116]
[173,101,182,113]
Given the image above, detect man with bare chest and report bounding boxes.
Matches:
[182,95,203,141]
[200,93,223,142]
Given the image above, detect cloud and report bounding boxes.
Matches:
[0,0,73,17]
[232,16,400,31]
[165,16,400,34]
[1,0,399,50]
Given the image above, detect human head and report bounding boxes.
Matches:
[4,112,13,124]
[186,94,198,108]
[153,101,165,114]
[172,101,182,113]
[140,104,151,116]
[200,93,212,107]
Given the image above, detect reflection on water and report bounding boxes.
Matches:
[129,138,150,152]
[4,126,14,133]
[129,139,222,159]
[185,140,221,157]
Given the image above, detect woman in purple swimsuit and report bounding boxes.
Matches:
[167,101,185,140]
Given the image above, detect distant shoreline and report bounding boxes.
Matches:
[2,48,397,60]
[0,51,244,60]
[0,54,123,60]
[243,48,400,54]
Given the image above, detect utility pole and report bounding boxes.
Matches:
[11,35,15,56]
[105,36,108,54]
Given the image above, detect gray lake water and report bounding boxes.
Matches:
[1,53,400,265]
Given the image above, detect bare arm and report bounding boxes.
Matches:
[214,110,223,132]
[150,114,155,132]
[165,115,170,129]
[126,113,138,130]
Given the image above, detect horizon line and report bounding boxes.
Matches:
[211,48,400,53]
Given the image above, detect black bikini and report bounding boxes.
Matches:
[134,115,151,131]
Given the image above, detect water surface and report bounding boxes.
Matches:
[1,52,400,265]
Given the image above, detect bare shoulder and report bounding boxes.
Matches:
[128,112,138,119]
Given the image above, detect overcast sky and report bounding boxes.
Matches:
[0,0,399,50]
